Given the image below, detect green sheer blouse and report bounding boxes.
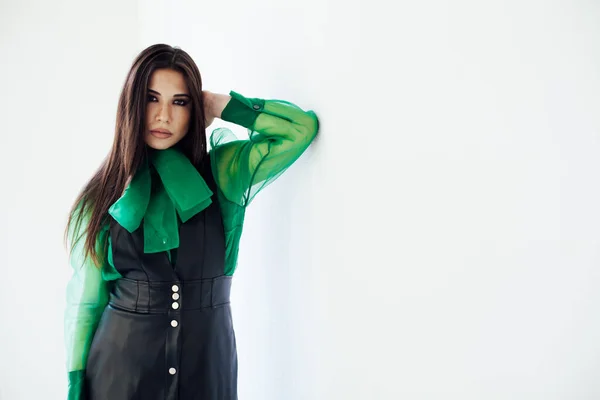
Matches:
[64,91,319,393]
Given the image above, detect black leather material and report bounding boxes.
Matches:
[108,276,233,313]
[85,154,238,399]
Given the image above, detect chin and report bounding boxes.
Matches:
[145,140,174,150]
[145,134,183,150]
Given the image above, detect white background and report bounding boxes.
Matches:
[1,0,600,399]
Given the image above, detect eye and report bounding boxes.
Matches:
[147,94,158,102]
[174,99,189,106]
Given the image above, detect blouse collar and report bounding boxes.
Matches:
[108,147,213,253]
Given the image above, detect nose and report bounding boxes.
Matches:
[156,104,171,123]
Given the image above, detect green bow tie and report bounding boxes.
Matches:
[108,148,213,253]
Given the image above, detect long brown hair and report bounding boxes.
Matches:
[64,44,207,267]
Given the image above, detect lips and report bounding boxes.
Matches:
[151,128,172,134]
[150,129,173,139]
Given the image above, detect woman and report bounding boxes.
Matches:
[64,43,319,400]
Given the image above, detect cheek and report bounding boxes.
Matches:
[176,108,192,130]
[146,104,157,125]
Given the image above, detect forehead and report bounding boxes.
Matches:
[148,69,188,93]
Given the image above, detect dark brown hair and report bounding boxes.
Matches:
[64,44,207,267]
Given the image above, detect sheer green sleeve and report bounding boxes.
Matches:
[64,208,110,399]
[210,90,319,206]
[209,91,319,276]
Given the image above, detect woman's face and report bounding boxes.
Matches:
[144,68,192,150]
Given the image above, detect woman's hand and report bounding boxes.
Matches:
[202,90,215,128]
[202,90,231,128]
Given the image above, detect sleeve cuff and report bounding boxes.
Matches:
[68,369,85,400]
[220,90,265,129]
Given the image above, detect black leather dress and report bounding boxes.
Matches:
[85,158,238,399]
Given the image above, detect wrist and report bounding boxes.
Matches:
[220,91,264,128]
[209,93,232,119]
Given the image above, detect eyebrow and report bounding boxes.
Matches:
[148,89,191,98]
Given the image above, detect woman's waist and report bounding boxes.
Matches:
[108,276,232,314]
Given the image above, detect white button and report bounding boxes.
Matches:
[172,293,180,300]
[169,367,176,375]
[163,238,167,244]
[172,285,179,292]
[172,302,179,310]
[171,320,178,327]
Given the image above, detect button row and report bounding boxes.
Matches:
[169,285,179,375]
[172,284,180,309]
[169,284,180,377]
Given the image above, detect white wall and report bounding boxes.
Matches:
[2,1,600,399]
[0,1,140,399]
